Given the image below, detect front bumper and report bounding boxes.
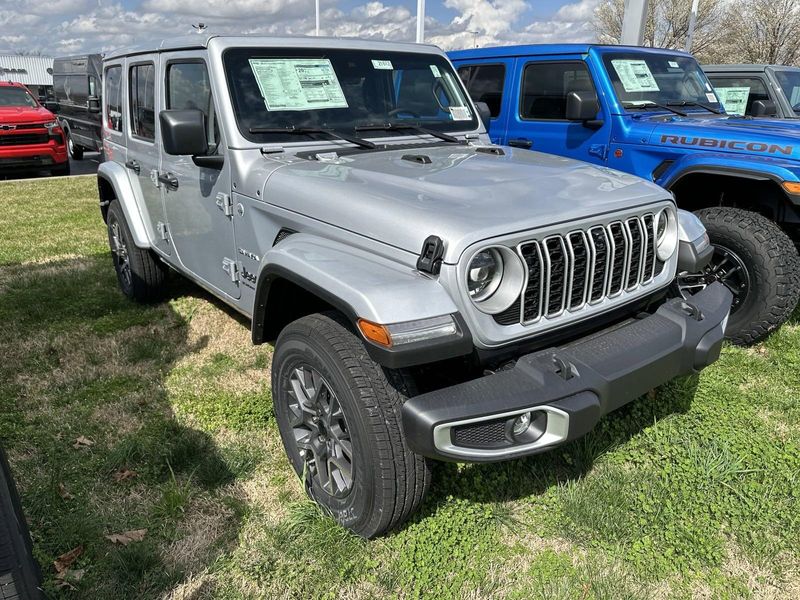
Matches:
[402,282,732,462]
[0,138,68,171]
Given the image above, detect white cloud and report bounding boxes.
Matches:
[0,0,598,55]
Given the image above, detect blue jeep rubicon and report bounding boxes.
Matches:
[450,44,800,345]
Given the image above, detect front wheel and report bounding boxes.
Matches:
[66,130,84,160]
[677,207,800,345]
[272,312,431,538]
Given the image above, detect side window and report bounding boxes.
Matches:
[457,64,505,118]
[166,61,219,149]
[707,76,770,116]
[104,66,123,132]
[129,63,156,140]
[520,62,594,120]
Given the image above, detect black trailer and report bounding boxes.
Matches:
[52,54,103,159]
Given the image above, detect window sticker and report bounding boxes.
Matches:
[611,59,660,93]
[371,59,393,70]
[450,106,471,120]
[790,87,800,106]
[430,65,442,78]
[668,61,680,69]
[248,58,348,111]
[705,92,718,103]
[715,87,750,116]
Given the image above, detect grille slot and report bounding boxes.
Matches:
[0,133,49,146]
[497,213,659,326]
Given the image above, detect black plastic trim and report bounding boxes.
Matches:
[678,238,714,272]
[251,264,473,368]
[402,282,732,462]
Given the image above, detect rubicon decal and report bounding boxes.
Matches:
[660,135,793,156]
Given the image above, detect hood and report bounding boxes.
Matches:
[0,105,55,125]
[640,114,800,160]
[262,144,670,263]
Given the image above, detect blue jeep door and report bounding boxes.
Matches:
[505,57,611,164]
[456,60,512,145]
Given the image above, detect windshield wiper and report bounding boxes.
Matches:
[248,126,376,150]
[622,101,687,117]
[666,101,722,115]
[354,122,460,143]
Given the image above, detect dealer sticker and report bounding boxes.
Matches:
[450,106,471,120]
[372,59,393,70]
[430,65,442,78]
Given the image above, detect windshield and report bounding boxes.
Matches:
[601,52,721,113]
[223,47,477,144]
[773,69,800,115]
[0,86,38,108]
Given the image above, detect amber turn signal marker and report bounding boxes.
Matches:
[782,181,800,195]
[357,319,392,347]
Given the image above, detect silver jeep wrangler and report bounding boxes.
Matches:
[97,35,732,537]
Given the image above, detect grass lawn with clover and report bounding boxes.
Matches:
[1,175,799,599]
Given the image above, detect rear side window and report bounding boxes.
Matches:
[707,76,770,116]
[104,66,123,132]
[457,64,505,118]
[520,62,594,120]
[129,63,156,140]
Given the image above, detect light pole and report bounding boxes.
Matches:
[315,0,320,36]
[620,0,648,45]
[685,0,700,52]
[416,0,425,43]
[467,30,479,48]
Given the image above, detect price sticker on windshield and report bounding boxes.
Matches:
[611,59,660,93]
[430,65,442,78]
[450,106,472,121]
[372,59,394,70]
[248,58,348,111]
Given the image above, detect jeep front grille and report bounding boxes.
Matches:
[495,214,660,326]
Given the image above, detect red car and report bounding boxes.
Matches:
[0,81,69,176]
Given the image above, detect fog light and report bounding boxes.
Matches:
[512,412,532,437]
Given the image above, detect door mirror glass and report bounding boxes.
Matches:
[159,109,208,156]
[751,99,778,117]
[87,96,100,113]
[565,91,600,121]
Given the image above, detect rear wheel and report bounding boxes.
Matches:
[272,312,431,538]
[677,207,800,345]
[106,200,166,302]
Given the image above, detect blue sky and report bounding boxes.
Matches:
[0,0,599,55]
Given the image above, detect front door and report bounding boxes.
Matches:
[125,55,170,255]
[505,58,612,164]
[159,54,240,300]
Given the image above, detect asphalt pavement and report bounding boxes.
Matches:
[0,151,101,181]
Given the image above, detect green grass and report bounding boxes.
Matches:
[1,175,799,599]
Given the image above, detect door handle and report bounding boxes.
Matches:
[508,138,533,149]
[124,159,140,174]
[157,172,179,191]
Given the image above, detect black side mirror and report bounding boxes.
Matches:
[751,99,778,117]
[87,96,100,114]
[44,100,59,112]
[159,109,208,156]
[473,101,491,132]
[565,90,600,123]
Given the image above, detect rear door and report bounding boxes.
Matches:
[456,60,512,145]
[159,53,239,299]
[125,55,171,255]
[505,57,612,163]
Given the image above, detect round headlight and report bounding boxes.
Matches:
[468,248,503,301]
[465,246,526,314]
[655,208,678,261]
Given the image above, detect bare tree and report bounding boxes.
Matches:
[720,0,800,65]
[594,0,727,61]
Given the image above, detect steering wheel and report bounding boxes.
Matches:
[388,108,420,118]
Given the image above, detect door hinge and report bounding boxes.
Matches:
[589,144,608,161]
[157,221,170,242]
[222,257,239,283]
[215,192,234,217]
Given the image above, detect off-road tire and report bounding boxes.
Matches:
[695,207,800,345]
[106,200,166,302]
[50,161,70,177]
[66,130,84,160]
[0,447,43,600]
[272,312,431,538]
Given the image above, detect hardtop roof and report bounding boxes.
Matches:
[448,43,695,60]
